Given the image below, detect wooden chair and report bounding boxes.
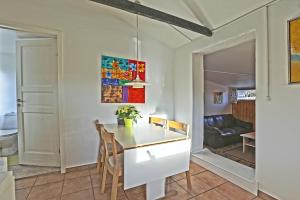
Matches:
[149,116,167,127]
[94,120,123,174]
[94,120,105,173]
[166,120,190,134]
[167,120,192,189]
[100,127,123,200]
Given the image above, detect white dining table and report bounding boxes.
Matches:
[104,123,191,200]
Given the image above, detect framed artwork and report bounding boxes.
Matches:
[288,17,300,83]
[101,55,145,103]
[213,92,223,104]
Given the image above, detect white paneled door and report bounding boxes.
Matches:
[17,39,60,167]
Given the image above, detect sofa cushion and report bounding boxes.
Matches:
[219,128,236,136]
[204,117,215,127]
[232,126,248,134]
[235,119,253,130]
[214,116,225,128]
[222,115,235,127]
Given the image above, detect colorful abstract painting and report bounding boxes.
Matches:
[289,17,300,83]
[101,55,145,103]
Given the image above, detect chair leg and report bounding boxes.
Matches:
[111,173,119,200]
[98,152,105,173]
[101,164,108,193]
[186,171,192,189]
[96,153,102,173]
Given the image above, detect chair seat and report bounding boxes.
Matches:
[100,142,123,155]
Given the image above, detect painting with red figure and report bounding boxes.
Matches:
[101,55,146,103]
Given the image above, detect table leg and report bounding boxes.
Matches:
[146,178,165,200]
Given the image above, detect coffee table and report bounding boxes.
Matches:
[240,132,256,152]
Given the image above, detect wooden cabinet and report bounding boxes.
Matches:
[232,100,256,129]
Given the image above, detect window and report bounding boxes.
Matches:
[237,89,256,100]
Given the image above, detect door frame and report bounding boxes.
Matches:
[191,31,259,194]
[192,30,257,166]
[192,31,257,152]
[0,19,66,173]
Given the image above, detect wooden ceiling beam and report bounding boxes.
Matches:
[90,0,213,37]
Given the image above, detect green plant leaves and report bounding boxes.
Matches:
[115,105,142,123]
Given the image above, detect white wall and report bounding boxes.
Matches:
[0,29,17,116]
[174,1,300,199]
[257,1,300,199]
[0,0,175,167]
[204,81,231,116]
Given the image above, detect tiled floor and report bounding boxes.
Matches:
[15,162,268,200]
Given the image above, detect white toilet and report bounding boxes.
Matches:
[0,113,18,156]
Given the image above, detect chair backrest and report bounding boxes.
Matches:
[167,120,190,136]
[149,117,167,127]
[94,120,104,142]
[94,119,103,133]
[100,126,120,168]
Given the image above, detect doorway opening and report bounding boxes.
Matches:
[203,40,256,168]
[191,32,258,193]
[0,27,60,179]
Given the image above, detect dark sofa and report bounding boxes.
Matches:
[204,114,253,148]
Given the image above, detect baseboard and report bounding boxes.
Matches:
[65,162,97,171]
[60,167,66,174]
[258,186,280,200]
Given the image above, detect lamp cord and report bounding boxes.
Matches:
[135,0,140,79]
[136,14,139,62]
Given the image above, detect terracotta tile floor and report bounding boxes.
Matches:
[15,162,268,200]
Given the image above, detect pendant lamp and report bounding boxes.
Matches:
[125,0,149,89]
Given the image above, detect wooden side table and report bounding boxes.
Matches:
[240,132,256,152]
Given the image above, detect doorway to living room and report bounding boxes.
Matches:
[203,40,256,169]
[190,32,258,193]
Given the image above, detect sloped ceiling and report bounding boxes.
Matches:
[15,0,274,48]
[87,0,274,48]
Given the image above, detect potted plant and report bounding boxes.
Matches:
[115,105,142,127]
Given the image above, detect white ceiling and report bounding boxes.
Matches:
[1,0,271,54]
[86,0,274,48]
[204,40,255,88]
